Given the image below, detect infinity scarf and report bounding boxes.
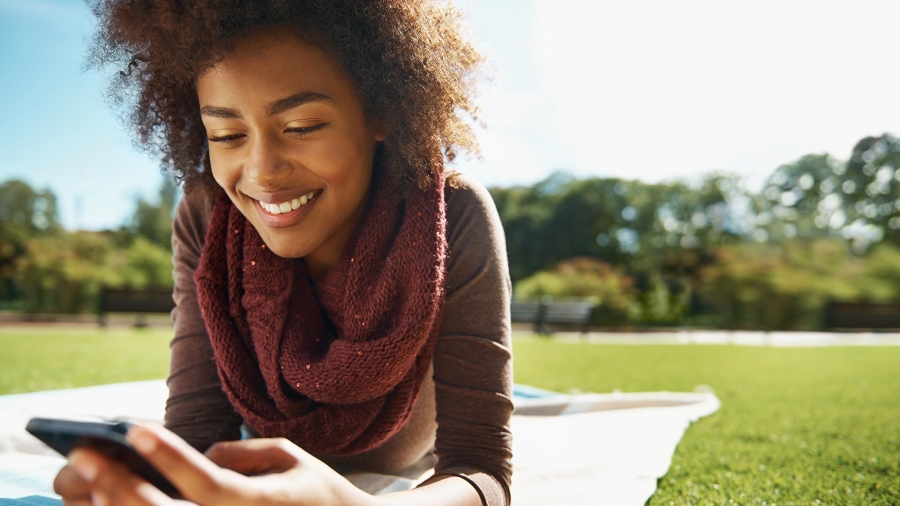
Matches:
[195,167,447,456]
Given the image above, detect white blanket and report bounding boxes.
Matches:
[0,381,719,505]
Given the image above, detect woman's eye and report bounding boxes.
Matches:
[286,123,328,138]
[207,134,244,144]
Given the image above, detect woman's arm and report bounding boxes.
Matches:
[166,190,244,450]
[375,476,485,506]
[422,174,515,505]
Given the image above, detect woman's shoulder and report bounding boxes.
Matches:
[178,186,217,223]
[442,170,510,293]
[173,187,217,255]
[444,170,502,237]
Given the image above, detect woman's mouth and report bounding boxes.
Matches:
[253,190,321,228]
[256,190,318,215]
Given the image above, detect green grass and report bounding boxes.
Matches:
[2,328,898,505]
[514,338,900,506]
[0,327,172,394]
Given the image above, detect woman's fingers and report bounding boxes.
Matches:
[126,423,245,504]
[54,464,91,500]
[205,438,301,475]
[68,448,174,506]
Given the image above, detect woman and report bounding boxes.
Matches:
[53,1,513,505]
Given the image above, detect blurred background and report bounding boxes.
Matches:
[2,0,900,330]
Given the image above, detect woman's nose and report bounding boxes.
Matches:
[245,133,292,187]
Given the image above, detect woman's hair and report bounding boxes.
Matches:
[88,0,484,193]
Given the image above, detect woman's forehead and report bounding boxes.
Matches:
[196,30,356,111]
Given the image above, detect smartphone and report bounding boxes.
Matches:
[25,417,180,497]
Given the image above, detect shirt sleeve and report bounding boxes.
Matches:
[164,190,244,451]
[426,174,515,506]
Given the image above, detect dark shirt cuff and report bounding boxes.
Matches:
[427,465,510,506]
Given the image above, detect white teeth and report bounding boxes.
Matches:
[259,191,317,214]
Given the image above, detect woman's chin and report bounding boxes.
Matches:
[261,238,311,260]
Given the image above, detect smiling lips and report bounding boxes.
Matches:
[252,189,321,228]
[256,190,318,215]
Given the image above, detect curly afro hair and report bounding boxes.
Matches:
[87,0,485,193]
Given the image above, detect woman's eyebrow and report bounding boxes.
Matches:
[267,91,334,115]
[200,105,242,119]
[200,92,334,119]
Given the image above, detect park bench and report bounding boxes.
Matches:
[824,301,900,331]
[510,298,596,334]
[97,287,175,327]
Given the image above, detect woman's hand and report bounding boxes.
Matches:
[53,424,377,506]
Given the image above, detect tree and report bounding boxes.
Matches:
[754,134,900,253]
[490,171,745,284]
[0,180,60,304]
[121,176,180,250]
[844,134,900,251]
[756,153,840,242]
[14,231,174,313]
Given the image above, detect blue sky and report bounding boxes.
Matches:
[2,0,899,230]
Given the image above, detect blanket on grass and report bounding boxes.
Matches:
[0,381,719,506]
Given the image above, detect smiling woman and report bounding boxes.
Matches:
[53,1,512,506]
[196,29,382,274]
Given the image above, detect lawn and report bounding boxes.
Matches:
[0,327,172,395]
[2,328,898,505]
[515,339,900,506]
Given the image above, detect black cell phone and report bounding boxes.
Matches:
[25,417,180,497]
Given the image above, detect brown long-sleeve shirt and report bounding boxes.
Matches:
[165,173,514,506]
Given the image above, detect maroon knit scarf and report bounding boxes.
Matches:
[194,167,447,456]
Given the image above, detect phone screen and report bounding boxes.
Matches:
[26,417,180,497]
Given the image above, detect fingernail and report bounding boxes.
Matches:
[69,451,98,482]
[128,426,157,453]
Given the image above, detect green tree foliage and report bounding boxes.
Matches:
[755,134,900,253]
[121,177,179,251]
[494,132,900,330]
[697,238,900,330]
[3,177,177,313]
[15,231,115,313]
[630,273,691,325]
[755,153,840,242]
[14,232,173,314]
[514,257,692,327]
[490,171,745,284]
[845,134,900,249]
[0,180,60,304]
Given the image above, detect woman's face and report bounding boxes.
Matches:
[196,29,382,266]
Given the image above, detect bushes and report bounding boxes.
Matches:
[2,177,177,314]
[514,257,635,326]
[14,232,172,314]
[696,239,900,330]
[514,258,692,327]
[514,240,900,330]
